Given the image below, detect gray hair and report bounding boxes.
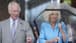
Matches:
[8,1,21,11]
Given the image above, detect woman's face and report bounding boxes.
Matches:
[49,12,58,22]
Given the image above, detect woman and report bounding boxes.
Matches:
[38,11,68,43]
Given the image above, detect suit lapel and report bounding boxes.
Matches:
[15,19,24,39]
[6,18,11,37]
[16,19,23,32]
[5,18,12,42]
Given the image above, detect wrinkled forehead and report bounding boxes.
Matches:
[8,2,20,8]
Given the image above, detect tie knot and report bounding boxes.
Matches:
[13,20,15,25]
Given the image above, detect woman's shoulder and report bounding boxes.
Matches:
[40,22,50,31]
[61,21,66,25]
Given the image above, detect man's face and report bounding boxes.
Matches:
[8,2,21,19]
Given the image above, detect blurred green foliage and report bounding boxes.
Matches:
[64,0,71,5]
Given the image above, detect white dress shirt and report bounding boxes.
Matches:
[10,17,18,30]
[10,17,18,42]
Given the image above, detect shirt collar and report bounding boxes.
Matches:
[10,17,18,23]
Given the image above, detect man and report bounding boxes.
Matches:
[0,1,34,43]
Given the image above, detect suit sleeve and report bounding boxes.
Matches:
[25,22,35,43]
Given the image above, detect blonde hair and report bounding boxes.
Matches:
[42,10,61,22]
